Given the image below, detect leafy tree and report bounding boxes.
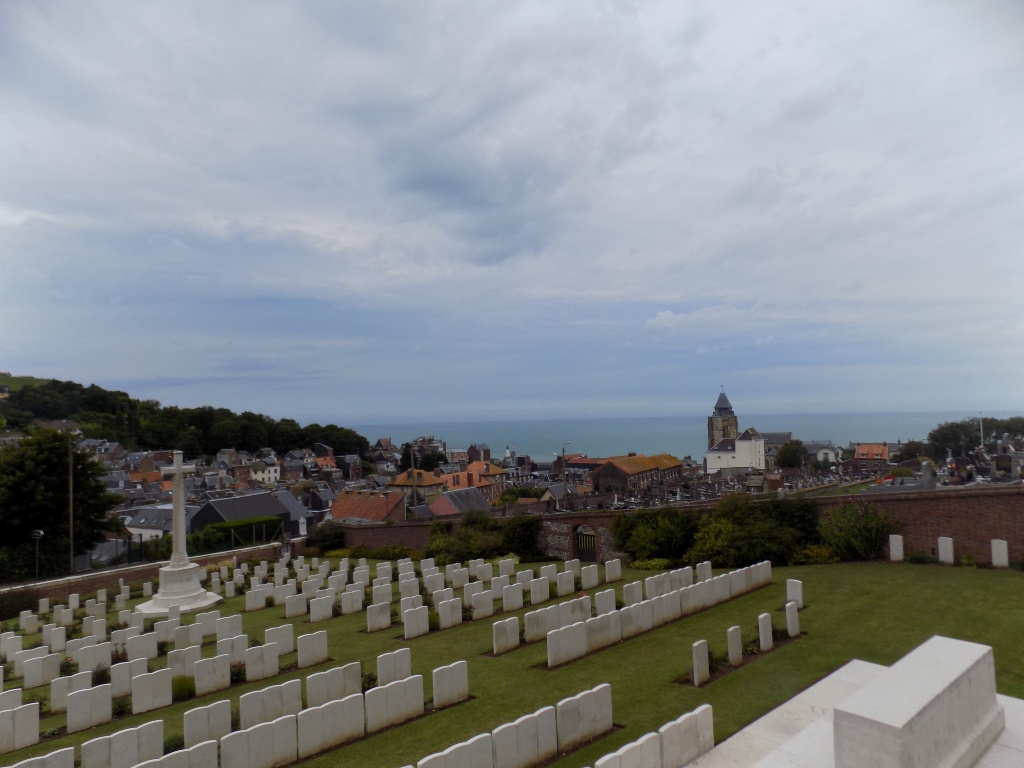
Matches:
[0,430,120,579]
[613,508,700,564]
[890,440,925,464]
[776,439,806,469]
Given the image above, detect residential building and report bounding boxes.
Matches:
[852,443,890,473]
[705,428,766,476]
[329,490,406,523]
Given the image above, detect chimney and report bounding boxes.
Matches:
[467,473,474,486]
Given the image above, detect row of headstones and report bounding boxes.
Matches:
[55,628,329,737]
[382,558,620,639]
[585,703,714,768]
[545,562,772,667]
[20,585,145,636]
[691,603,801,687]
[889,535,1014,567]
[404,683,614,768]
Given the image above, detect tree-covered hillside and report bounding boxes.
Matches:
[0,377,368,458]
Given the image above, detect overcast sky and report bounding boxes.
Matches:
[2,1,1022,425]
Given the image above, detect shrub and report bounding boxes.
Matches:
[361,671,377,692]
[0,587,40,622]
[818,502,901,561]
[171,675,196,702]
[92,664,111,686]
[157,640,172,656]
[428,611,440,632]
[630,558,671,571]
[461,603,473,622]
[906,551,940,565]
[112,695,132,718]
[230,661,246,684]
[59,657,78,677]
[305,521,346,554]
[164,734,185,753]
[111,646,128,665]
[790,544,839,565]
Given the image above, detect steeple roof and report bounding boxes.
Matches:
[713,392,734,416]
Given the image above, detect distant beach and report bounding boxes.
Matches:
[348,411,1005,462]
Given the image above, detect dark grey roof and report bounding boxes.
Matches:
[759,432,793,446]
[437,487,491,515]
[713,392,734,416]
[709,439,736,452]
[738,428,763,441]
[198,491,312,524]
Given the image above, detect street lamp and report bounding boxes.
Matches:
[31,529,44,580]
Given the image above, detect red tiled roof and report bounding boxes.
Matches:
[329,490,405,522]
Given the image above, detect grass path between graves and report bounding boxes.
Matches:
[10,560,1024,768]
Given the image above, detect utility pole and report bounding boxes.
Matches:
[68,441,74,574]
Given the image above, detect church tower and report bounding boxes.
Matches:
[708,391,739,449]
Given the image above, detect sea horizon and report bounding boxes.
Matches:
[347,410,1011,463]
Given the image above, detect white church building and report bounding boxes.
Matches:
[703,392,766,476]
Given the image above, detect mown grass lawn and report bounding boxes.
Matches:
[10,559,1024,768]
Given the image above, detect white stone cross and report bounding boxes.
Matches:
[162,451,196,568]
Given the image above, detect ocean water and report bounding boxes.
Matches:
[350,411,1002,462]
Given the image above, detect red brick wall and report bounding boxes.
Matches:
[336,522,433,553]
[819,486,1024,564]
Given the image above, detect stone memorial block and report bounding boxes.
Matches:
[114,594,127,612]
[515,568,534,587]
[727,625,743,667]
[352,567,370,586]
[585,614,619,653]
[284,594,308,619]
[451,567,470,590]
[371,584,392,605]
[193,653,231,696]
[23,653,60,689]
[68,684,112,733]
[399,578,420,600]
[502,583,524,613]
[691,639,710,686]
[397,559,414,576]
[938,536,955,564]
[0,689,20,714]
[127,632,158,661]
[498,558,515,578]
[244,589,266,614]
[992,539,1009,568]
[477,563,494,583]
[529,577,550,606]
[377,647,412,686]
[833,637,999,768]
[48,626,66,654]
[622,581,643,606]
[305,661,361,709]
[536,564,555,583]
[404,606,429,640]
[49,671,90,714]
[184,699,232,748]
[217,635,249,665]
[472,590,495,621]
[786,578,804,609]
[603,559,622,583]
[174,623,202,650]
[367,603,391,633]
[423,573,444,595]
[339,590,363,615]
[438,598,463,630]
[19,612,39,635]
[785,602,800,638]
[364,686,389,734]
[400,595,424,614]
[110,658,148,697]
[618,604,642,640]
[492,617,520,656]
[216,614,243,642]
[556,571,575,598]
[245,643,280,683]
[491,722,518,768]
[13,646,48,678]
[758,612,774,652]
[327,573,348,592]
[580,564,599,591]
[490,574,510,595]
[431,587,454,608]
[131,668,171,714]
[297,630,329,668]
[165,647,199,684]
[154,618,180,644]
[1,632,20,662]
[0,701,39,754]
[428,659,468,712]
[308,595,333,623]
[141,580,153,597]
[91,618,108,641]
[77,642,113,675]
[514,712,540,768]
[463,581,483,603]
[547,622,587,667]
[64,636,94,664]
[269,714,297,768]
[889,534,904,561]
